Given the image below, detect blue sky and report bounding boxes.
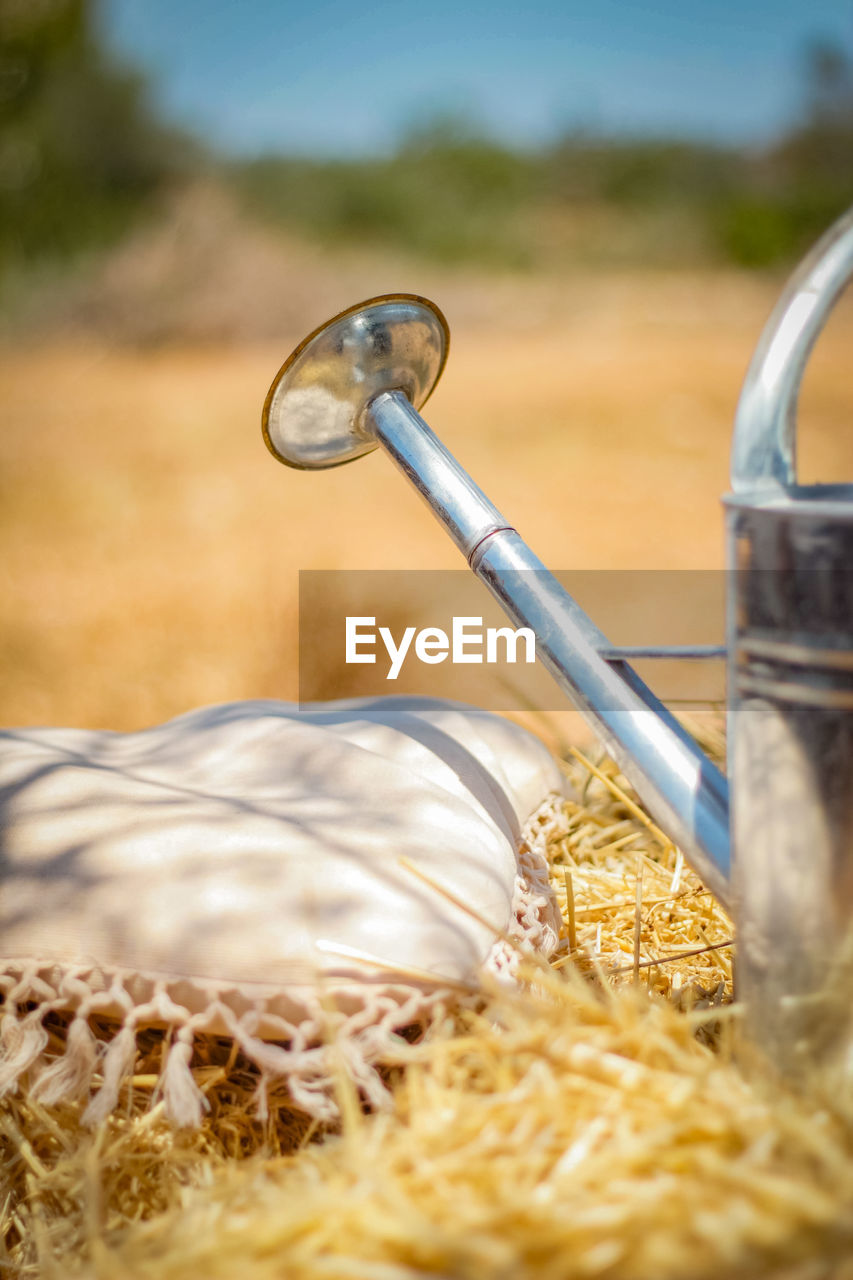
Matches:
[102,0,853,156]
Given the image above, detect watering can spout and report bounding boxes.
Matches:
[262,294,731,903]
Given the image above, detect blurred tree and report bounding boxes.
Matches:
[0,0,186,271]
[2,2,849,282]
[804,39,853,128]
[715,37,853,267]
[238,115,539,268]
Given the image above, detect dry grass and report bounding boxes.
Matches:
[2,268,852,732]
[3,737,853,1278]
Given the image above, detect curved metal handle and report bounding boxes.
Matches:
[732,204,853,493]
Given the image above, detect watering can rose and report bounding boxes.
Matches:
[346,616,537,680]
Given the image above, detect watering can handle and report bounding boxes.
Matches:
[732,204,853,493]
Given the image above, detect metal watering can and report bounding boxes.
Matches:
[262,206,853,1092]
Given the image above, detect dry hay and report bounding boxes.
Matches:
[3,728,853,1279]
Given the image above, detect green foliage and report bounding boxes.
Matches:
[713,199,796,267]
[237,119,539,268]
[546,136,736,208]
[236,74,853,272]
[0,0,185,271]
[712,188,852,268]
[711,39,853,267]
[1,6,851,278]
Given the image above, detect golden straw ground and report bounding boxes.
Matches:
[3,733,853,1279]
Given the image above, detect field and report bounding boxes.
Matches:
[2,263,852,733]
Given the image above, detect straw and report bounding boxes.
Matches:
[4,728,853,1278]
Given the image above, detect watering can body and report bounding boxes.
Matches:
[725,208,853,1089]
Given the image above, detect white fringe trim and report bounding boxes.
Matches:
[0,795,563,1128]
